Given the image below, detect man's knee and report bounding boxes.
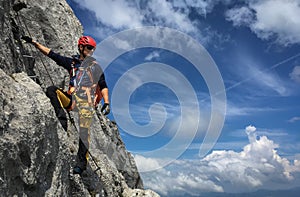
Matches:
[46,86,58,98]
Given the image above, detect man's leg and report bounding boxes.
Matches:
[73,97,94,174]
[74,127,89,174]
[46,86,71,131]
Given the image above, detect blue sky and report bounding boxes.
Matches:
[66,0,300,196]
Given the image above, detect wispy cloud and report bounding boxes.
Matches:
[145,51,161,61]
[226,101,280,117]
[225,6,254,26]
[229,127,289,138]
[135,125,300,196]
[74,0,143,29]
[247,65,291,96]
[288,116,300,123]
[73,0,300,48]
[188,141,248,151]
[71,0,232,47]
[229,52,291,96]
[290,66,300,83]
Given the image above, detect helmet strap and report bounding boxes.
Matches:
[78,45,86,59]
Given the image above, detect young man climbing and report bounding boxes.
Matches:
[21,35,110,175]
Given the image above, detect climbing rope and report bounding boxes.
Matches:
[14,7,104,174]
[15,10,55,86]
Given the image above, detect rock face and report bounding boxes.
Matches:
[0,0,81,90]
[0,0,159,196]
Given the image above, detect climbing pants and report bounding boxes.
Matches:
[46,86,72,131]
[74,94,95,170]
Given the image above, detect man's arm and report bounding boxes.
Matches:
[101,87,109,104]
[32,40,51,56]
[99,87,110,115]
[94,73,110,115]
[21,36,72,71]
[21,36,50,55]
[98,73,109,103]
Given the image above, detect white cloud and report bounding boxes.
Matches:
[73,0,200,39]
[134,154,162,172]
[189,141,248,151]
[289,66,300,83]
[225,101,279,117]
[75,0,143,29]
[147,0,197,33]
[165,105,207,139]
[245,125,257,143]
[174,0,233,17]
[229,127,289,138]
[288,116,300,123]
[226,0,300,46]
[145,51,160,61]
[232,53,291,96]
[225,6,254,26]
[136,125,300,196]
[72,0,230,45]
[249,65,290,96]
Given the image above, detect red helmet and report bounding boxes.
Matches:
[78,36,96,47]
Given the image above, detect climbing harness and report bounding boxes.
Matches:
[67,56,103,173]
[13,7,106,174]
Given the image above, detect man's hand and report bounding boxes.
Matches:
[21,36,50,55]
[101,103,110,115]
[21,36,33,44]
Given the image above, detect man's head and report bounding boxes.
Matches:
[78,36,96,58]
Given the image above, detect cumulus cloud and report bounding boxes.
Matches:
[135,125,300,196]
[225,0,300,46]
[134,154,162,172]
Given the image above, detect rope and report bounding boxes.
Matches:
[14,8,103,174]
[15,11,55,86]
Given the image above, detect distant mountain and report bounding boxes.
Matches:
[160,187,300,197]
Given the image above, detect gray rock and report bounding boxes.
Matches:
[0,0,159,196]
[0,70,70,196]
[123,188,161,197]
[0,0,81,90]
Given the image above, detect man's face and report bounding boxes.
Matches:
[80,45,95,57]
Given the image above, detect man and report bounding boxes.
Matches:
[21,35,110,175]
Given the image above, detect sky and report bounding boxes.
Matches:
[66,0,300,196]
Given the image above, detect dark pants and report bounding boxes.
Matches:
[46,86,92,171]
[46,86,71,131]
[77,128,89,170]
[74,94,94,171]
